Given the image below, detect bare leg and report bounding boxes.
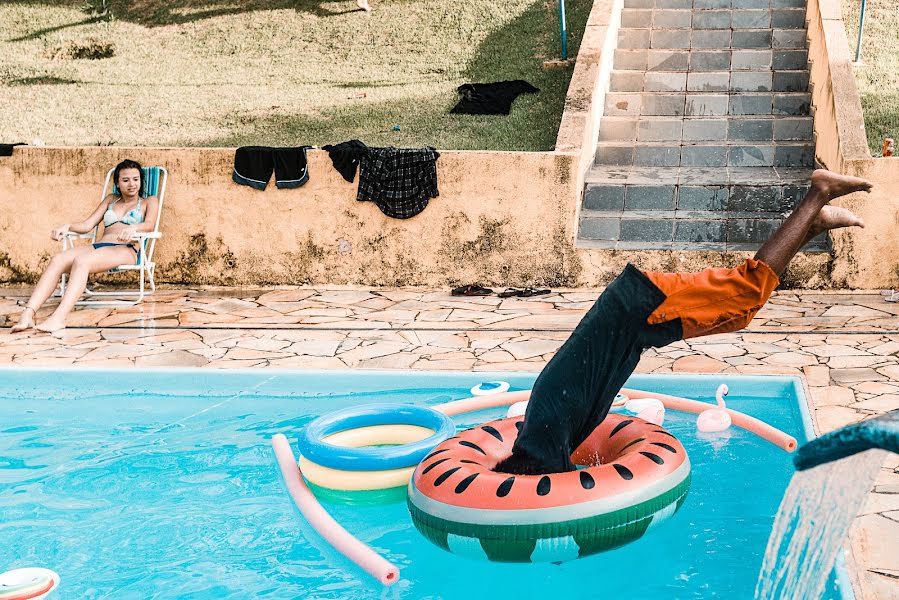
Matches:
[755,169,872,277]
[10,246,93,333]
[36,246,136,333]
[801,205,866,247]
[356,0,371,10]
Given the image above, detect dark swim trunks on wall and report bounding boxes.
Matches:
[232,146,311,191]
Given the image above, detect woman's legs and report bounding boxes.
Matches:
[36,246,136,333]
[10,246,94,332]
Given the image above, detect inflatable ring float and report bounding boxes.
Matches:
[470,381,511,396]
[0,568,60,600]
[408,413,691,562]
[298,403,456,491]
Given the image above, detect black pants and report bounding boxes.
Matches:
[496,265,683,474]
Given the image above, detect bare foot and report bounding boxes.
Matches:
[10,307,35,333]
[810,169,873,202]
[356,0,371,10]
[808,205,865,238]
[36,316,66,334]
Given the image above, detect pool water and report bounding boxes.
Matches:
[0,369,847,599]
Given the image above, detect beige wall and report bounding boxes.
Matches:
[0,147,581,288]
[806,0,899,289]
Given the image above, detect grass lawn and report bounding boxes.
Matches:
[0,0,591,150]
[842,0,899,156]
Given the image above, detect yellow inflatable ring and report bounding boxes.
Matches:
[300,424,434,491]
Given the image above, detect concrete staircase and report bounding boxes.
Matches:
[579,0,825,251]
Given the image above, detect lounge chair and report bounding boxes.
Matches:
[58,166,167,305]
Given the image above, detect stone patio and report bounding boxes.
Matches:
[2,285,898,598]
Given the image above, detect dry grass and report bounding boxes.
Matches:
[0,0,591,150]
[842,0,899,156]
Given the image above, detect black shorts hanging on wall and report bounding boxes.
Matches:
[232,146,311,190]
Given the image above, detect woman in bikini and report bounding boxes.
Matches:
[10,159,160,334]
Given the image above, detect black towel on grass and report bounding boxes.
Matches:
[450,80,540,115]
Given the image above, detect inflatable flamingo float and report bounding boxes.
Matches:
[696,384,733,433]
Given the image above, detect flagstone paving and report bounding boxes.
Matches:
[2,285,898,597]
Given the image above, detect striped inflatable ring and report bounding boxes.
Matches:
[407,413,691,563]
[0,568,60,600]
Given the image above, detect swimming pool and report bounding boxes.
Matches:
[1,368,849,599]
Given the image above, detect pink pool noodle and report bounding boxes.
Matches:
[620,388,797,452]
[435,389,795,452]
[271,434,400,586]
[434,390,531,416]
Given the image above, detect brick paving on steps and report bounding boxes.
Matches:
[2,285,898,596]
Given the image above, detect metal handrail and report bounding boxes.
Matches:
[854,0,868,63]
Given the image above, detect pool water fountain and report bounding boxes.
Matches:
[755,409,899,599]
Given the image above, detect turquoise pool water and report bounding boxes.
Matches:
[1,368,848,599]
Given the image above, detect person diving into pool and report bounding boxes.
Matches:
[496,169,873,475]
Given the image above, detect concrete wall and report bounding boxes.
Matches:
[555,0,622,197]
[0,147,581,288]
[805,0,899,290]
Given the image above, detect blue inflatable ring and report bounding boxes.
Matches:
[298,403,456,471]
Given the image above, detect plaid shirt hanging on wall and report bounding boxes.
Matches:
[357,146,440,219]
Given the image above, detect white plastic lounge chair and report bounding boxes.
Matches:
[58,166,167,305]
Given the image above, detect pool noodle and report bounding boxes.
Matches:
[434,390,531,416]
[620,388,797,452]
[271,434,399,586]
[434,388,796,452]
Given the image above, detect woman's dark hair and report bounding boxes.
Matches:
[113,159,144,197]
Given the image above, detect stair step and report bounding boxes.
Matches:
[585,165,811,184]
[583,166,812,212]
[618,28,808,50]
[583,181,807,213]
[577,204,827,251]
[597,116,813,142]
[612,49,808,71]
[623,0,807,9]
[577,213,830,252]
[605,87,810,117]
[576,237,828,252]
[594,140,814,167]
[609,70,813,96]
[607,77,812,112]
[620,8,807,30]
[578,210,828,251]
